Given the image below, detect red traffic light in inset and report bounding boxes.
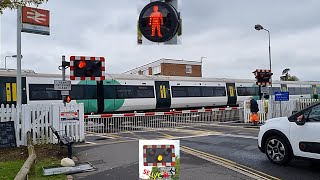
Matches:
[139,1,180,43]
[253,69,273,86]
[70,56,105,81]
[143,145,175,167]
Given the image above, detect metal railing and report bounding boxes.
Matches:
[84,107,242,134]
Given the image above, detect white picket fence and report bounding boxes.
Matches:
[0,103,85,147]
[243,99,320,123]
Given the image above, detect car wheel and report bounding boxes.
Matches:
[265,136,292,165]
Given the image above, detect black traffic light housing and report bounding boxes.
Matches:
[143,145,176,166]
[256,72,273,83]
[70,56,105,80]
[73,60,102,77]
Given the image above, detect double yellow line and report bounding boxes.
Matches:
[181,146,281,180]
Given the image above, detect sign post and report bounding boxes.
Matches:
[17,6,50,123]
[17,6,22,124]
[274,92,289,117]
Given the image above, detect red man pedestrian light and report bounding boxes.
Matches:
[139,1,180,43]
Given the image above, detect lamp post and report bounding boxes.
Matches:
[4,55,23,69]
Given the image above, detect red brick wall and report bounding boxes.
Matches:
[160,63,202,77]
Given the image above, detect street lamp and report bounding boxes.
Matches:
[255,24,273,102]
[4,55,23,69]
[254,24,272,73]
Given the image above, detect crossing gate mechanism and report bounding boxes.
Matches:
[143,145,175,167]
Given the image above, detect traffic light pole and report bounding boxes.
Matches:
[62,55,66,106]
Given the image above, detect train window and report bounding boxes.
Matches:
[213,87,226,96]
[84,85,97,99]
[29,84,61,100]
[202,87,214,96]
[136,86,154,98]
[236,87,259,96]
[104,85,116,99]
[171,86,187,97]
[116,86,129,99]
[288,87,301,95]
[202,87,226,97]
[187,87,201,97]
[300,87,312,94]
[270,87,281,94]
[69,85,85,100]
[317,88,320,94]
[115,85,154,99]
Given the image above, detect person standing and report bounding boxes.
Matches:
[250,97,259,125]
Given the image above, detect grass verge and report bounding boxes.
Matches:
[0,144,68,180]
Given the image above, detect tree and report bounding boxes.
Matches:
[280,68,299,81]
[0,0,48,14]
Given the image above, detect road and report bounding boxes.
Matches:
[72,123,320,180]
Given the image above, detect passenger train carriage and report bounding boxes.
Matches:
[0,69,319,114]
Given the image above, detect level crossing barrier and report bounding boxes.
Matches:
[84,107,242,134]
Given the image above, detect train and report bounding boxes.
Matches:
[0,69,319,114]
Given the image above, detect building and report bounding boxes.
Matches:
[123,58,202,77]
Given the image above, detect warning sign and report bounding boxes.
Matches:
[60,111,79,121]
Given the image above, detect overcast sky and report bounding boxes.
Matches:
[1,0,320,81]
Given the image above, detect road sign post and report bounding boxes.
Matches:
[274,92,289,117]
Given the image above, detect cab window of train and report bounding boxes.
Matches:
[29,84,61,100]
[236,87,259,96]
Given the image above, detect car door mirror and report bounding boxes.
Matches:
[296,114,306,125]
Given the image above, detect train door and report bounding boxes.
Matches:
[0,77,27,105]
[155,81,171,109]
[312,85,318,99]
[226,83,237,106]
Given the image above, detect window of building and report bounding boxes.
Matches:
[186,65,192,74]
[153,66,161,75]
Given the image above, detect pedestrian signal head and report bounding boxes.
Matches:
[138,1,180,43]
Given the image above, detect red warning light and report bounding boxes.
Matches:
[149,5,164,37]
[66,96,71,103]
[78,61,86,69]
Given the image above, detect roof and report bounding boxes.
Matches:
[122,58,202,74]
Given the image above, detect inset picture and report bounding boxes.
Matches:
[137,0,182,45]
[139,139,180,179]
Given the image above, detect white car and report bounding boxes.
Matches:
[258,102,320,165]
